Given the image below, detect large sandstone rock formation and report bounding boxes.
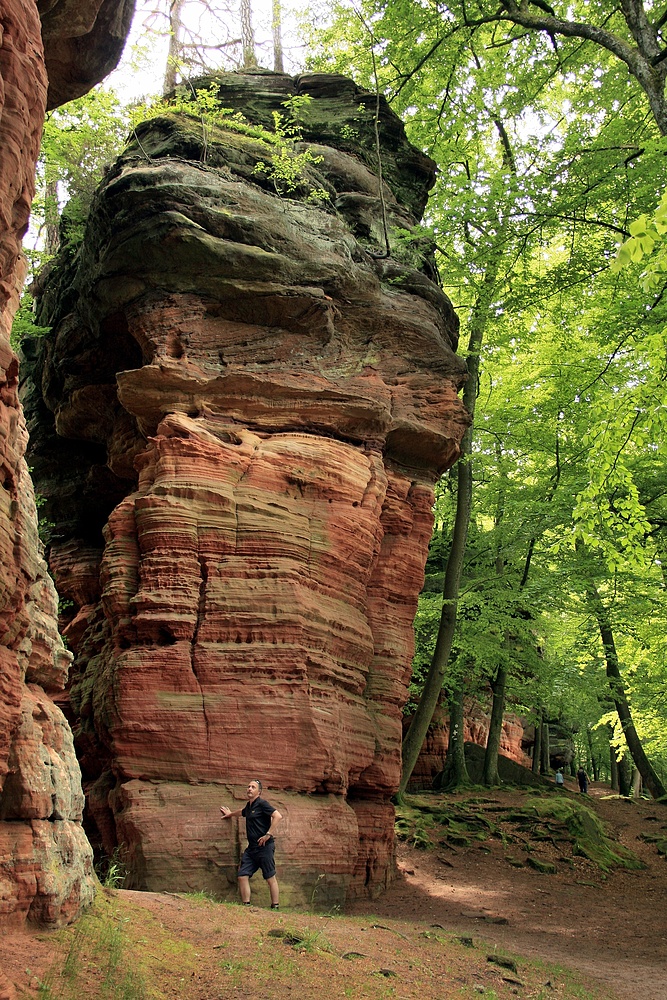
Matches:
[0,0,133,929]
[24,71,468,906]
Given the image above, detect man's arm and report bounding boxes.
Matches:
[258,808,282,847]
[220,805,244,819]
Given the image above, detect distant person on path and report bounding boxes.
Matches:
[555,769,564,787]
[577,767,588,794]
[220,779,282,909]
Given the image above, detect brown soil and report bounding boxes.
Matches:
[348,781,667,1000]
[1,781,665,1000]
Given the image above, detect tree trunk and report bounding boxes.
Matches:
[483,664,508,785]
[540,721,550,774]
[163,0,187,94]
[608,726,619,792]
[618,753,633,797]
[272,0,283,72]
[587,579,667,799]
[438,684,470,791]
[532,712,542,775]
[399,225,510,796]
[631,768,642,798]
[399,454,472,794]
[587,726,600,781]
[241,0,257,68]
[44,174,59,256]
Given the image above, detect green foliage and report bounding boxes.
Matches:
[36,88,131,248]
[253,96,328,200]
[306,1,664,782]
[95,846,129,890]
[132,85,329,200]
[10,294,50,351]
[612,190,667,291]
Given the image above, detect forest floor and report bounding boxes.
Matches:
[1,781,665,1000]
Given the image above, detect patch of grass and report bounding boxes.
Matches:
[267,925,332,953]
[181,889,221,904]
[33,893,171,999]
[95,845,129,889]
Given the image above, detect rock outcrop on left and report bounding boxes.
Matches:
[25,71,469,907]
[0,0,133,929]
[39,0,136,109]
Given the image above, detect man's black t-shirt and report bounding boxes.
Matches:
[242,796,276,846]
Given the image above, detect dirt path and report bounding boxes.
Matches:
[348,782,667,1000]
[1,782,665,1000]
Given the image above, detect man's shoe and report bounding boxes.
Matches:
[270,903,279,910]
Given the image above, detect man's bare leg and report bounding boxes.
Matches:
[267,876,279,906]
[238,876,251,903]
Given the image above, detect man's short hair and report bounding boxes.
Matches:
[252,778,263,791]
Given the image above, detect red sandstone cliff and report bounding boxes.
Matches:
[24,72,469,907]
[0,0,133,929]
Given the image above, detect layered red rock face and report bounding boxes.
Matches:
[25,72,469,906]
[0,0,133,928]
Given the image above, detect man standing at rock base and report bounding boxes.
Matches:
[221,779,282,908]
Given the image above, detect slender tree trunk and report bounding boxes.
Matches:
[241,0,257,68]
[609,726,619,792]
[163,0,187,94]
[399,433,473,795]
[438,684,470,791]
[587,726,600,781]
[618,753,633,797]
[44,174,59,255]
[483,663,508,785]
[540,721,550,774]
[483,449,509,786]
[631,768,642,798]
[532,712,542,775]
[587,579,667,799]
[272,0,284,72]
[399,232,509,796]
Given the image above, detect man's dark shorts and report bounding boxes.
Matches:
[238,840,276,880]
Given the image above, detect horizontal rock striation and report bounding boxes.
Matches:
[0,0,132,928]
[25,71,469,905]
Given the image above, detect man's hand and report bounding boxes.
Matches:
[257,834,271,846]
[220,805,232,818]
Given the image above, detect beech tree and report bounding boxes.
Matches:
[309,0,667,793]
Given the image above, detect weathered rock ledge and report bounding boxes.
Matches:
[25,71,469,906]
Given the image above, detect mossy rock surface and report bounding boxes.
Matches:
[397,790,643,874]
[526,856,557,874]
